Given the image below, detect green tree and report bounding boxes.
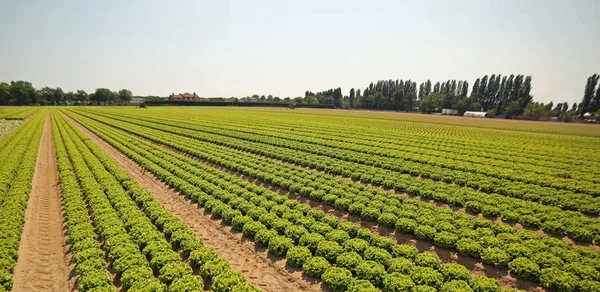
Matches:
[504,100,521,117]
[420,93,440,113]
[118,89,133,104]
[76,90,89,104]
[10,81,36,105]
[580,74,599,116]
[91,88,115,104]
[0,82,13,105]
[392,89,405,111]
[404,92,417,111]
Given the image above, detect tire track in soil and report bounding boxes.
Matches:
[64,113,322,292]
[13,112,74,291]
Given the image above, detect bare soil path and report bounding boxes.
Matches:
[13,112,73,291]
[64,113,320,292]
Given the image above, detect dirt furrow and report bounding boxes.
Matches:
[65,114,321,292]
[13,112,74,291]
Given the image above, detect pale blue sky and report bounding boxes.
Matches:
[0,0,598,104]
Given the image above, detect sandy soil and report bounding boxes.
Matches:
[64,113,320,292]
[12,112,74,291]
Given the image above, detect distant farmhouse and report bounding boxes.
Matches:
[130,97,144,105]
[169,92,200,101]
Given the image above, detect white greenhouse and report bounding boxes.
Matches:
[463,111,488,118]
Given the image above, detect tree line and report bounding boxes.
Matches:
[579,74,600,117]
[0,81,133,105]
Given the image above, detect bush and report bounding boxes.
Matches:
[212,271,247,292]
[268,235,294,256]
[322,267,353,292]
[348,279,379,292]
[363,247,392,267]
[382,272,415,292]
[440,280,474,292]
[316,240,343,263]
[286,246,312,267]
[508,257,540,280]
[456,238,483,258]
[336,251,363,272]
[414,225,437,241]
[410,266,443,288]
[539,268,579,291]
[395,218,418,233]
[356,260,387,287]
[470,275,501,292]
[325,229,350,245]
[170,275,204,292]
[481,247,510,268]
[440,263,471,282]
[255,229,278,247]
[302,256,330,277]
[415,252,441,270]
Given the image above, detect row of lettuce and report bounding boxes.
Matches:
[52,111,258,291]
[179,111,599,181]
[65,109,532,292]
[0,107,39,120]
[93,108,600,191]
[67,109,600,291]
[104,107,598,172]
[0,111,45,291]
[106,109,599,195]
[74,109,600,243]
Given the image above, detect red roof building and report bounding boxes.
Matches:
[169,92,200,100]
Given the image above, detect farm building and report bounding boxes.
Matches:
[130,97,144,105]
[463,111,488,118]
[169,92,200,100]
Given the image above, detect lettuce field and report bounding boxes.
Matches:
[1,107,599,292]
